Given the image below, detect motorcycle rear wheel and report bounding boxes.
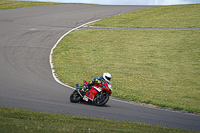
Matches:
[70,90,81,103]
[93,91,109,106]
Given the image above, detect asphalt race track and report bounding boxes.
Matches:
[0,4,200,131]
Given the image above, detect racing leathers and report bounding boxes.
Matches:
[88,76,104,87]
[82,76,105,92]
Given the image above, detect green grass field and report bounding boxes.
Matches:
[91,4,200,28]
[0,107,197,133]
[52,4,200,113]
[53,29,200,113]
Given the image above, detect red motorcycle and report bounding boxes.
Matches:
[70,81,112,106]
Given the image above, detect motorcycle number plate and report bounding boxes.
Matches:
[83,96,89,101]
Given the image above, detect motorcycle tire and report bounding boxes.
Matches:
[70,90,81,103]
[93,91,109,106]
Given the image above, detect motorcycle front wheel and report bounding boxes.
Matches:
[70,90,81,103]
[93,91,109,106]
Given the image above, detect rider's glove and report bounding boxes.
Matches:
[94,79,101,84]
[89,81,93,84]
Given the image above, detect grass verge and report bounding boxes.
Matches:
[0,0,85,10]
[52,29,200,113]
[91,4,200,28]
[0,107,197,133]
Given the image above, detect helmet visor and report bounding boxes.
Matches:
[106,76,111,81]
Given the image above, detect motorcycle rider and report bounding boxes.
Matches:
[82,73,111,92]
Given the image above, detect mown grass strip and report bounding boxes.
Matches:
[91,4,200,28]
[0,0,87,10]
[0,0,60,10]
[52,29,200,113]
[0,107,197,133]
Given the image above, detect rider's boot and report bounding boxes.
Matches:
[81,86,87,93]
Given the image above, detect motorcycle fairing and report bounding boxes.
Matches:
[93,86,102,92]
[85,88,98,101]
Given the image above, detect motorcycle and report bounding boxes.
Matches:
[70,81,112,106]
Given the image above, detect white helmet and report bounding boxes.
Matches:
[103,73,111,83]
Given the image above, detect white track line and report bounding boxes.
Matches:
[49,19,100,90]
